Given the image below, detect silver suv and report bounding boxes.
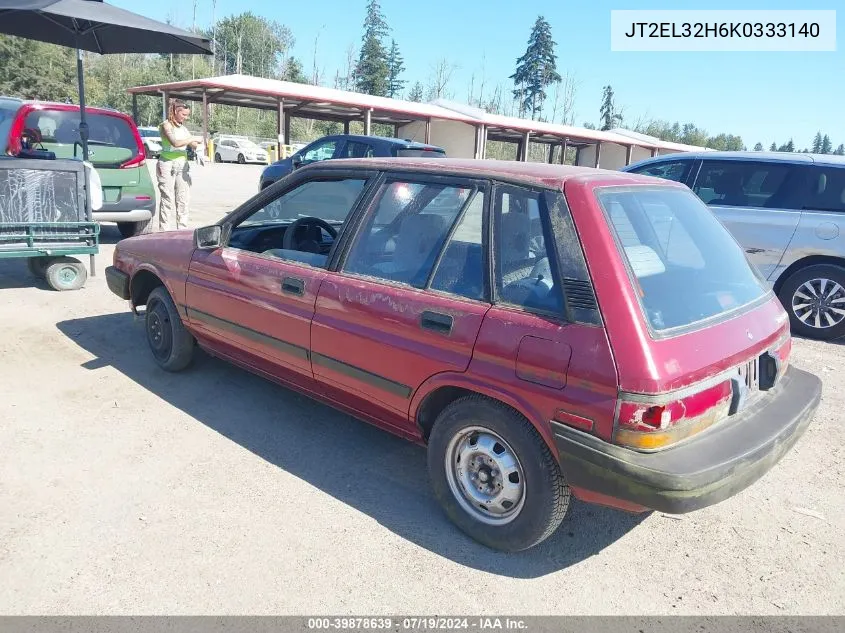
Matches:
[622,151,845,341]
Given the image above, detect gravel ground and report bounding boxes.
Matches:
[0,162,843,615]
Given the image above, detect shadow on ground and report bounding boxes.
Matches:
[57,311,648,578]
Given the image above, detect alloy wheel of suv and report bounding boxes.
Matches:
[778,263,845,341]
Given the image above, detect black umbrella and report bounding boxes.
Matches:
[0,0,212,160]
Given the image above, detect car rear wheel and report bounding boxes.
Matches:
[237,153,245,164]
[778,264,845,341]
[427,395,570,552]
[145,286,195,371]
[214,152,222,163]
[118,220,151,238]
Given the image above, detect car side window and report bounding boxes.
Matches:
[343,180,476,288]
[342,141,374,158]
[494,186,562,314]
[429,191,486,301]
[693,160,794,208]
[628,160,691,183]
[301,140,337,163]
[802,167,845,212]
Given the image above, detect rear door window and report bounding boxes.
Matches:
[596,186,769,333]
[341,141,374,158]
[692,160,799,208]
[801,167,845,212]
[24,108,138,166]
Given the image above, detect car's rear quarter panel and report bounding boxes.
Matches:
[565,175,790,395]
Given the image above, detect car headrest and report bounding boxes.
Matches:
[624,245,666,278]
[712,170,743,195]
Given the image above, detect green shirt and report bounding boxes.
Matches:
[158,121,191,161]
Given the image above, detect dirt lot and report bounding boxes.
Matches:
[1,161,843,615]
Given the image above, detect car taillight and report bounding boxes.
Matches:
[6,109,27,156]
[614,380,734,451]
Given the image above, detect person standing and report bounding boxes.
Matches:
[156,99,202,231]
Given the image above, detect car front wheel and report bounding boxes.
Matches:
[427,395,570,552]
[778,263,845,341]
[145,286,195,371]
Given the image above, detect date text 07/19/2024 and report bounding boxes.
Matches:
[306,617,528,631]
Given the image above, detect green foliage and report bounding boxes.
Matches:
[821,134,833,154]
[510,16,561,119]
[204,12,292,77]
[599,85,622,131]
[753,142,764,151]
[634,119,743,151]
[835,144,845,156]
[407,81,424,102]
[386,40,406,98]
[354,0,391,95]
[0,35,76,101]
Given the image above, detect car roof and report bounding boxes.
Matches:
[305,157,673,190]
[317,134,444,151]
[0,96,132,119]
[627,150,845,168]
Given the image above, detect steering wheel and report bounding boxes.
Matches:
[282,217,338,253]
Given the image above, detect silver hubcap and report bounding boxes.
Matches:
[444,426,525,525]
[792,278,845,329]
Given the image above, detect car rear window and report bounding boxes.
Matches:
[395,148,446,158]
[23,109,139,166]
[595,186,769,333]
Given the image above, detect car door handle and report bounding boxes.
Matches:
[745,248,765,254]
[421,310,453,335]
[281,277,304,296]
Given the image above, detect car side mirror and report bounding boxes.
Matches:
[292,154,303,167]
[194,225,222,250]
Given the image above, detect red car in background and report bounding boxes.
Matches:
[106,157,821,552]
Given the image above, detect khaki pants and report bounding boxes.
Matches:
[156,159,191,230]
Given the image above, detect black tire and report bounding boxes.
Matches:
[44,256,87,291]
[427,395,570,552]
[214,152,222,163]
[777,263,845,341]
[27,257,49,278]
[237,153,245,164]
[145,286,195,372]
[118,220,151,238]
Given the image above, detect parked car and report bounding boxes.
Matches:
[622,151,845,341]
[106,158,821,552]
[258,134,446,190]
[137,126,162,158]
[1,96,156,238]
[214,136,269,164]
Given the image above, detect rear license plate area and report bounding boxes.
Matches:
[730,358,760,414]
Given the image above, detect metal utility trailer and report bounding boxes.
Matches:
[0,157,99,291]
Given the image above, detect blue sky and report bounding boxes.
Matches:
[113,0,842,149]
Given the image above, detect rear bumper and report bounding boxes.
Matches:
[105,266,130,300]
[554,366,821,514]
[94,210,153,223]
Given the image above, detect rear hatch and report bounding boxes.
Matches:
[572,179,791,450]
[10,105,145,205]
[393,144,446,158]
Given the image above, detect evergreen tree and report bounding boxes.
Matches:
[753,142,763,151]
[835,144,845,156]
[509,16,562,119]
[770,142,778,151]
[599,85,622,131]
[407,81,424,102]
[386,40,406,98]
[354,0,390,95]
[785,139,795,152]
[812,132,823,153]
[821,134,833,154]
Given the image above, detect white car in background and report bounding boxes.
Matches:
[214,137,269,164]
[137,126,162,158]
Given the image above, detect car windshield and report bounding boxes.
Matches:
[595,186,769,333]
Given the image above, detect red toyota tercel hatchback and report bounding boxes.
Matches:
[106,158,822,552]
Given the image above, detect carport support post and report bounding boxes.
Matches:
[363,108,372,136]
[424,118,431,144]
[560,139,568,164]
[283,111,291,153]
[594,142,602,168]
[519,131,530,162]
[548,143,556,164]
[651,147,658,158]
[161,91,169,122]
[131,93,139,125]
[625,144,633,166]
[473,125,482,159]
[202,90,209,157]
[276,98,285,151]
[343,119,350,135]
